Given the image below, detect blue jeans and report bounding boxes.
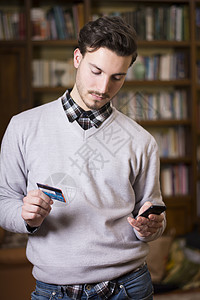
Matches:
[31,264,153,300]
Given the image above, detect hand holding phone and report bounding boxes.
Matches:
[138,205,166,218]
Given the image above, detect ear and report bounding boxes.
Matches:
[73,48,82,68]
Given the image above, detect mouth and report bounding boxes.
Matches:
[89,91,109,101]
[91,94,104,101]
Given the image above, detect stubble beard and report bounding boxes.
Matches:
[81,90,110,110]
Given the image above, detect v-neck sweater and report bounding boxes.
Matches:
[0,95,165,284]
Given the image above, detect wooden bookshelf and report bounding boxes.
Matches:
[0,0,199,237]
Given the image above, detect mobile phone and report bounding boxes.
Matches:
[138,205,166,218]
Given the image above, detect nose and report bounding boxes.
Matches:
[98,76,110,94]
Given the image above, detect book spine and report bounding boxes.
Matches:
[161,165,189,196]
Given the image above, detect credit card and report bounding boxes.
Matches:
[37,183,66,203]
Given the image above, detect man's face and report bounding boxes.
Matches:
[71,47,132,111]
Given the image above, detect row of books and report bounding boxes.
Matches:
[126,53,188,81]
[197,181,200,217]
[196,7,200,40]
[112,90,187,120]
[2,5,200,42]
[197,61,200,84]
[197,145,200,172]
[0,10,25,40]
[148,127,186,158]
[198,104,200,130]
[197,100,200,211]
[93,5,189,41]
[161,165,189,196]
[31,4,84,40]
[32,59,76,87]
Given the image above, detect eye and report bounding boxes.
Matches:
[91,69,101,75]
[92,71,101,75]
[112,75,124,81]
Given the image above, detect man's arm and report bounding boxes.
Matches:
[0,117,52,233]
[130,139,166,241]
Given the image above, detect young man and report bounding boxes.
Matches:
[0,16,166,299]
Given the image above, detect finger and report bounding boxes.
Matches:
[138,201,152,215]
[22,203,51,227]
[127,217,148,234]
[127,216,150,228]
[128,216,159,237]
[127,216,137,227]
[149,213,164,222]
[136,216,150,224]
[148,222,162,230]
[23,195,52,211]
[27,189,53,204]
[23,201,51,216]
[137,225,158,236]
[136,227,152,237]
[22,211,44,228]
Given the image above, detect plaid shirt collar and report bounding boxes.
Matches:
[61,90,112,130]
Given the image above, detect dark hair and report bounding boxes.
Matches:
[78,16,138,66]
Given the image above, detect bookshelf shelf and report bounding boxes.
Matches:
[93,0,190,3]
[124,80,191,87]
[33,87,70,93]
[31,40,193,48]
[0,40,27,46]
[139,120,191,126]
[33,84,192,94]
[32,40,78,47]
[160,157,192,164]
[138,41,190,47]
[164,196,191,204]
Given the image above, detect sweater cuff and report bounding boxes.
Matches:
[25,222,39,234]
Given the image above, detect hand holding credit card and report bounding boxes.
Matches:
[37,183,66,203]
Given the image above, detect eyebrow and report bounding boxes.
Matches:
[90,63,127,76]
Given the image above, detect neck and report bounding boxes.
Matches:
[70,84,89,111]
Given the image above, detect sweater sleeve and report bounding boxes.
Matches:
[132,137,166,242]
[0,117,28,233]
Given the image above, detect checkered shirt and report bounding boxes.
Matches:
[64,281,116,300]
[61,90,112,130]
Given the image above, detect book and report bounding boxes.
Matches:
[145,7,153,41]
[31,8,48,40]
[159,54,171,80]
[196,7,200,40]
[53,6,66,40]
[64,9,76,39]
[161,164,189,196]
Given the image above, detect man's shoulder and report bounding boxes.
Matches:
[114,108,157,147]
[115,109,151,136]
[12,99,60,124]
[5,99,61,138]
